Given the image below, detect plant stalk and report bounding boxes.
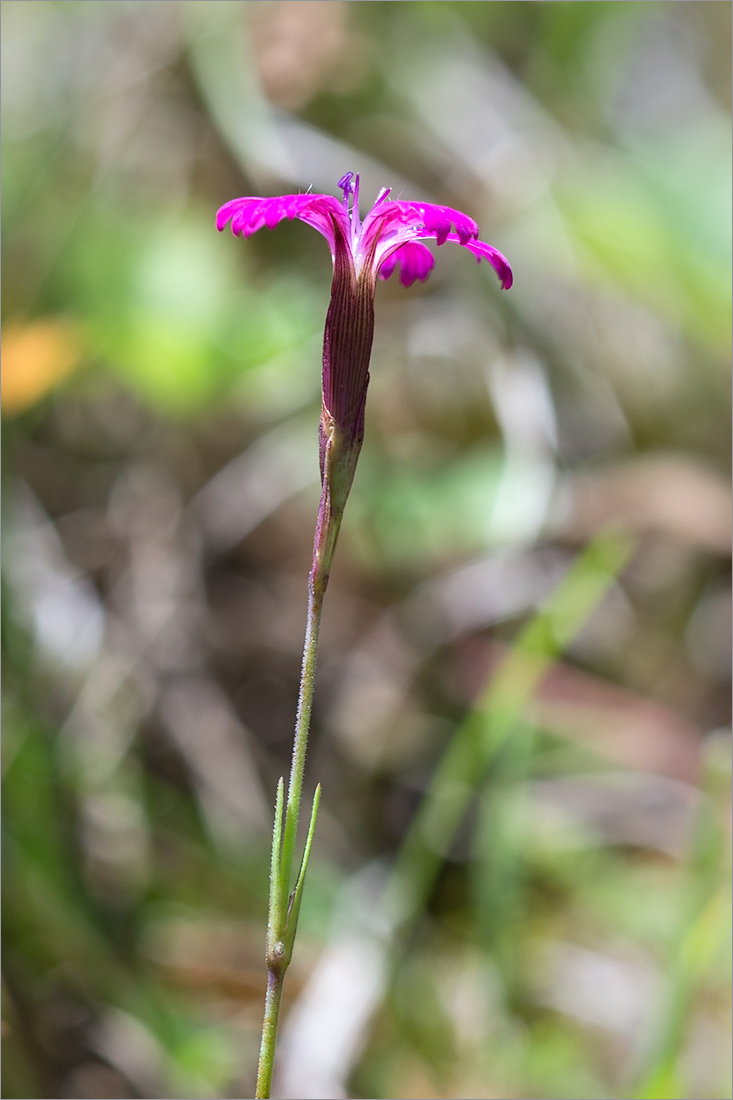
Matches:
[255,967,285,1100]
[278,579,324,917]
[254,490,341,1099]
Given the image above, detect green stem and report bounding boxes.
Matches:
[255,967,285,1100]
[254,491,340,1098]
[279,578,324,917]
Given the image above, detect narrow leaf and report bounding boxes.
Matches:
[285,784,321,953]
[267,777,285,943]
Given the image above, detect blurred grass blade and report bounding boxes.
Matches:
[387,531,634,933]
[633,739,733,1099]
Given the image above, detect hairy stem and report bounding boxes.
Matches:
[254,489,339,1098]
[279,576,325,916]
[255,966,285,1100]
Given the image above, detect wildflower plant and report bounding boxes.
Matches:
[217,173,512,1098]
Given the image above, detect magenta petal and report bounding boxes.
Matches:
[216,197,253,232]
[379,241,435,287]
[388,202,479,247]
[444,234,513,289]
[264,199,284,230]
[231,202,262,237]
[467,240,513,290]
[377,252,398,282]
[218,180,512,291]
[216,193,347,254]
[445,207,478,246]
[421,206,450,246]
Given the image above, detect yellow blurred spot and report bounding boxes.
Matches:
[1,319,84,415]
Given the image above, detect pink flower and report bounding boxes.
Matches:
[216,172,513,291]
[217,174,512,594]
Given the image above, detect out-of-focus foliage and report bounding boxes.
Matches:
[2,3,730,1098]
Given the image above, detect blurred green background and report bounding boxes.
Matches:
[2,2,731,1098]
